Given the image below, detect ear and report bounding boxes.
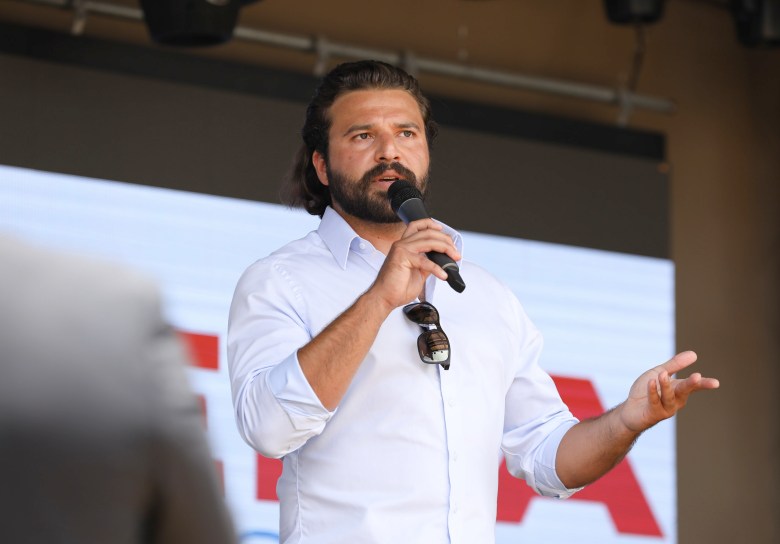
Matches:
[312,151,329,187]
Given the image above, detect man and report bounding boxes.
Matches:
[0,235,237,544]
[228,60,719,543]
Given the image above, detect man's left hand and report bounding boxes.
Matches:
[618,351,720,433]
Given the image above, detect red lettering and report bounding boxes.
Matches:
[178,330,219,370]
[177,330,284,502]
[257,454,283,501]
[497,376,662,536]
[229,340,662,535]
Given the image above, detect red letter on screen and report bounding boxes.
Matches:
[496,375,663,536]
[178,330,219,370]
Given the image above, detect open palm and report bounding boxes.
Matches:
[619,351,720,433]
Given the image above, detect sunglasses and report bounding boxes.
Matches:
[402,301,451,370]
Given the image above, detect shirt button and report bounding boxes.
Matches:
[448,397,456,407]
[452,452,458,462]
[358,242,366,250]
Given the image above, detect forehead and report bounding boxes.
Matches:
[327,89,424,128]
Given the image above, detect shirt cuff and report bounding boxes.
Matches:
[266,351,335,430]
[533,420,584,499]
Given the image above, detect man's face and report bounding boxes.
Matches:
[312,89,431,223]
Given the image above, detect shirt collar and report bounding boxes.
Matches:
[318,207,360,270]
[317,206,464,271]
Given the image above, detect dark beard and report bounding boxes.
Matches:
[326,162,429,224]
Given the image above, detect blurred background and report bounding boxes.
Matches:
[0,1,777,543]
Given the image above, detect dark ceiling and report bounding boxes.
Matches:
[1,0,720,119]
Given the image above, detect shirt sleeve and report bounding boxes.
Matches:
[500,289,583,499]
[227,259,334,458]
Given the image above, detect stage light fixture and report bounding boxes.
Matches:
[731,0,780,47]
[604,0,666,24]
[140,0,262,47]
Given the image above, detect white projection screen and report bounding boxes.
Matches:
[1,165,674,544]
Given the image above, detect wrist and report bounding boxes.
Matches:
[357,288,397,321]
[612,403,644,439]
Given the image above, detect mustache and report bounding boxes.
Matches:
[360,162,418,185]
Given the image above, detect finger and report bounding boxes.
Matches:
[400,221,461,259]
[412,252,449,281]
[658,370,678,410]
[402,219,443,237]
[647,377,662,407]
[400,233,461,261]
[676,373,720,394]
[671,372,698,396]
[660,350,698,375]
[699,377,720,389]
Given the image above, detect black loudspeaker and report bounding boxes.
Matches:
[604,0,666,24]
[140,0,242,46]
[731,0,780,47]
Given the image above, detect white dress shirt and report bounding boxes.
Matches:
[228,207,580,544]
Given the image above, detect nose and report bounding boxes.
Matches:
[375,132,400,162]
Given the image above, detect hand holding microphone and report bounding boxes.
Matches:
[387,181,466,293]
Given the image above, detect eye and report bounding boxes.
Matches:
[400,130,415,138]
[355,133,371,140]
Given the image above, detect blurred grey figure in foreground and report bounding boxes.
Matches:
[0,235,236,544]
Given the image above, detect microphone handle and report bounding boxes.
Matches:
[426,252,466,293]
[397,198,466,293]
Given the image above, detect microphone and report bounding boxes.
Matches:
[387,180,466,293]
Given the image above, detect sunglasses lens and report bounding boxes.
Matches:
[403,302,439,324]
[403,302,450,369]
[417,330,449,364]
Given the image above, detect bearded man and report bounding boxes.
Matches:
[227,60,718,544]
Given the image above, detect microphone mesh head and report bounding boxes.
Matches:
[387,181,423,213]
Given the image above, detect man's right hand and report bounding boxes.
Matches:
[297,218,460,410]
[369,218,461,310]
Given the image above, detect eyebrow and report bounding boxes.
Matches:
[342,121,422,136]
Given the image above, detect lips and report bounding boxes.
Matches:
[362,162,416,187]
[374,171,403,183]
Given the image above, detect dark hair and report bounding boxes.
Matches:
[280,60,438,217]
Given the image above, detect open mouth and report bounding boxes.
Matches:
[365,162,416,187]
[373,171,406,184]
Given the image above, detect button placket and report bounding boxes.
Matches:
[439,365,462,538]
